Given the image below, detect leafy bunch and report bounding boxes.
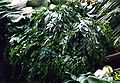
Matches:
[7,2,115,82]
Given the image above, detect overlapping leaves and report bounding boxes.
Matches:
[7,3,116,82]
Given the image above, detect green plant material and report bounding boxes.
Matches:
[27,0,48,7]
[0,1,33,82]
[113,68,120,81]
[86,0,120,49]
[1,0,119,82]
[65,72,110,83]
[7,2,116,82]
[50,0,68,4]
[87,76,110,83]
[0,0,13,20]
[113,36,120,51]
[0,0,117,82]
[0,0,31,23]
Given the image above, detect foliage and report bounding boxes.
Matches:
[0,0,33,81]
[50,0,68,4]
[113,68,120,81]
[65,72,120,83]
[65,72,110,83]
[74,0,120,52]
[114,36,120,51]
[27,0,48,7]
[84,0,120,51]
[0,0,120,82]
[6,2,116,82]
[0,0,15,61]
[65,66,120,83]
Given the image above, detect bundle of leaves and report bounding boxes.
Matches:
[0,0,16,62]
[84,0,120,52]
[6,2,116,82]
[0,0,34,82]
[65,72,111,83]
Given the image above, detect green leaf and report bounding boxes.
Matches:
[87,76,110,83]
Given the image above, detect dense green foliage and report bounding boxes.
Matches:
[86,0,120,51]
[0,0,120,82]
[113,68,120,81]
[7,2,116,82]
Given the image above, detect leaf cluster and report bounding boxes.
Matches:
[7,2,116,82]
